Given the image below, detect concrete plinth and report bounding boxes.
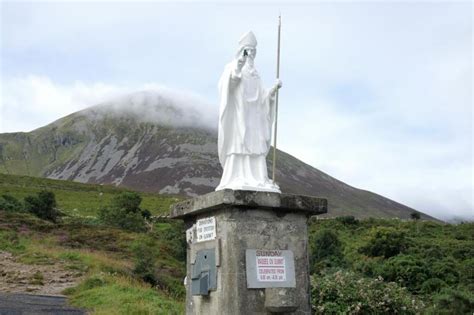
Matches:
[170,189,327,315]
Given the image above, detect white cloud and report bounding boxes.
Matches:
[0,75,216,132]
[1,75,127,132]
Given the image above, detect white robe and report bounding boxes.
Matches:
[215,60,280,193]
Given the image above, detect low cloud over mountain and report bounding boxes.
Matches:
[0,90,436,221]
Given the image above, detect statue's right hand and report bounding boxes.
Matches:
[236,56,246,72]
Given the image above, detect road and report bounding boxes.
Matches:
[0,293,86,315]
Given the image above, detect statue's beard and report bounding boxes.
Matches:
[246,57,255,68]
[243,57,256,74]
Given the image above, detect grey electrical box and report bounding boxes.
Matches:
[191,249,217,295]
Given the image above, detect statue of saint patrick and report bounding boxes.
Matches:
[216,31,282,193]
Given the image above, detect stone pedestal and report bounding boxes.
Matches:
[170,189,327,315]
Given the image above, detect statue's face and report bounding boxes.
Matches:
[243,47,257,60]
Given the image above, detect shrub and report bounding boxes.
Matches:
[130,235,185,298]
[431,257,459,286]
[0,194,23,212]
[428,288,474,314]
[98,207,146,232]
[335,216,359,225]
[141,209,152,220]
[353,256,384,277]
[24,191,59,222]
[98,192,147,232]
[359,227,408,258]
[421,278,446,294]
[452,244,474,260]
[111,192,142,213]
[310,229,344,272]
[380,254,429,293]
[151,221,186,261]
[460,258,474,290]
[311,270,425,314]
[422,246,445,261]
[132,240,157,286]
[411,212,421,220]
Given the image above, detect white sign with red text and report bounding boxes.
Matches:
[246,249,296,288]
[256,250,286,282]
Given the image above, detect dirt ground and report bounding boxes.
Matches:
[0,251,83,295]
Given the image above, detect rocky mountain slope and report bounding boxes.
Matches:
[0,90,433,220]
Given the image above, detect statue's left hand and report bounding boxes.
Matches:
[271,79,283,96]
[275,79,283,89]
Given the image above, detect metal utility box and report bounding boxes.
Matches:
[191,249,217,296]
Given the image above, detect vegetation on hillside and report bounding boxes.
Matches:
[0,176,185,314]
[0,173,180,217]
[309,216,474,314]
[0,174,472,314]
[98,192,150,232]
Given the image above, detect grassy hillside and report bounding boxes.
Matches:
[0,173,180,217]
[0,174,186,314]
[0,211,186,314]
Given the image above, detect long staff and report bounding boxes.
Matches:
[272,14,281,182]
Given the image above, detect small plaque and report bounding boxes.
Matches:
[246,249,296,288]
[196,217,216,242]
[186,225,194,244]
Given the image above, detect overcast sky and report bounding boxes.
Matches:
[1,1,472,221]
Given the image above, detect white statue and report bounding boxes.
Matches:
[215,31,282,193]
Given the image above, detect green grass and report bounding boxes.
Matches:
[66,274,184,315]
[0,210,185,314]
[0,171,186,315]
[0,173,181,217]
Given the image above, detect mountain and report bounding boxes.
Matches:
[0,90,434,220]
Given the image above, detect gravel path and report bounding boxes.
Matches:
[0,251,83,295]
[0,293,86,315]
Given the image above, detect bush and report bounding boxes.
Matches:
[24,191,59,222]
[310,229,344,272]
[353,257,384,277]
[336,216,359,225]
[141,209,152,220]
[98,207,146,232]
[0,194,23,212]
[151,221,186,261]
[422,246,445,261]
[130,235,185,298]
[132,240,157,286]
[431,257,459,286]
[359,227,408,258]
[421,278,446,294]
[460,258,474,290]
[98,192,147,232]
[111,192,142,213]
[428,288,474,314]
[452,244,474,260]
[311,270,425,314]
[380,254,429,293]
